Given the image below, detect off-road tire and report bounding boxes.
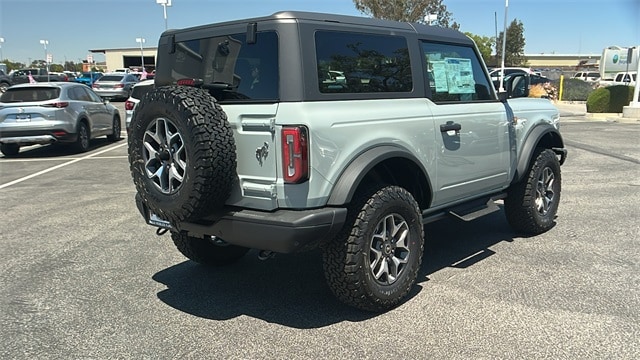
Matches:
[322,185,424,312]
[107,115,122,142]
[505,148,561,234]
[1,143,20,157]
[74,122,90,153]
[128,85,236,224]
[171,231,249,266]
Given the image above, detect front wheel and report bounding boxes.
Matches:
[1,143,20,157]
[322,185,424,312]
[505,148,561,234]
[171,231,250,266]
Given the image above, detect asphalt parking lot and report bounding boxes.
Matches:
[1,102,639,359]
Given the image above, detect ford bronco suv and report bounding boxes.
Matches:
[128,11,567,311]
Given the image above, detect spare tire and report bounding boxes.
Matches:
[128,85,236,224]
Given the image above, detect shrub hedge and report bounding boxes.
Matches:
[555,78,594,101]
[586,85,636,113]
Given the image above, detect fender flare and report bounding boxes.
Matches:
[515,124,565,183]
[327,145,431,206]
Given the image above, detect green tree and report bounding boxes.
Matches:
[495,19,527,66]
[1,59,26,72]
[353,0,460,29]
[465,32,494,65]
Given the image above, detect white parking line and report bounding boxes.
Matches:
[0,142,129,190]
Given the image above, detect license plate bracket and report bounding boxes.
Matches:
[147,211,172,229]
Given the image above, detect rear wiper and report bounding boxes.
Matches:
[176,78,235,90]
[203,82,234,90]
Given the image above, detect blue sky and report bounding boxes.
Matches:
[0,0,638,65]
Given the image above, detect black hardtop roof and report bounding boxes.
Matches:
[162,10,471,45]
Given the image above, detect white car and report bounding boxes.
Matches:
[572,71,600,82]
[124,79,154,135]
[489,67,539,82]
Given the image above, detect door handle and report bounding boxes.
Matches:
[440,122,461,132]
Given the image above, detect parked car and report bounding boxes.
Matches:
[572,71,600,82]
[75,72,103,86]
[91,73,139,100]
[489,67,539,82]
[0,82,121,156]
[124,79,154,135]
[598,71,637,87]
[128,11,566,312]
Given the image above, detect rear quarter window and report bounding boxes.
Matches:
[315,31,412,94]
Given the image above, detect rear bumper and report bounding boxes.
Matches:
[135,194,348,253]
[0,130,77,145]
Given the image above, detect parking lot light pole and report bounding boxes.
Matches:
[40,39,49,82]
[156,0,172,30]
[136,38,145,71]
[0,37,4,61]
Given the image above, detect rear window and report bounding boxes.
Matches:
[158,31,279,102]
[131,83,154,100]
[99,75,124,81]
[0,87,61,102]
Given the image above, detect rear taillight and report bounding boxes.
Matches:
[124,100,135,111]
[41,102,69,108]
[114,84,124,88]
[281,126,309,184]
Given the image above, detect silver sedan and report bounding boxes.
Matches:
[0,82,121,156]
[91,73,139,100]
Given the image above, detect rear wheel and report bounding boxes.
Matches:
[1,143,20,157]
[505,148,561,234]
[74,122,90,153]
[171,231,250,266]
[322,185,424,312]
[107,116,121,142]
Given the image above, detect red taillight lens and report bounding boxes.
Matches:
[41,102,69,108]
[124,100,135,111]
[114,84,124,88]
[281,126,309,184]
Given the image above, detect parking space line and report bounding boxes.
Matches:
[0,142,128,190]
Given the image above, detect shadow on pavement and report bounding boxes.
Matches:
[152,210,517,328]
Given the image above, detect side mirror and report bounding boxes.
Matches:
[504,73,530,99]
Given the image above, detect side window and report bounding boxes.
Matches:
[167,31,278,101]
[315,31,412,93]
[421,41,493,102]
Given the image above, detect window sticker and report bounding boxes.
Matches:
[431,61,448,92]
[444,57,475,94]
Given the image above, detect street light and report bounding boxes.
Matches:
[0,37,5,61]
[156,0,172,30]
[135,38,145,71]
[39,39,50,82]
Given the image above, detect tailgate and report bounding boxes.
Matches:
[222,103,280,210]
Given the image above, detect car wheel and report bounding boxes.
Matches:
[128,85,236,224]
[322,185,424,312]
[1,143,20,157]
[505,148,561,234]
[74,122,90,153]
[0,82,10,93]
[107,116,122,141]
[171,231,249,266]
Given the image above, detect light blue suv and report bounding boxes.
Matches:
[127,11,567,312]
